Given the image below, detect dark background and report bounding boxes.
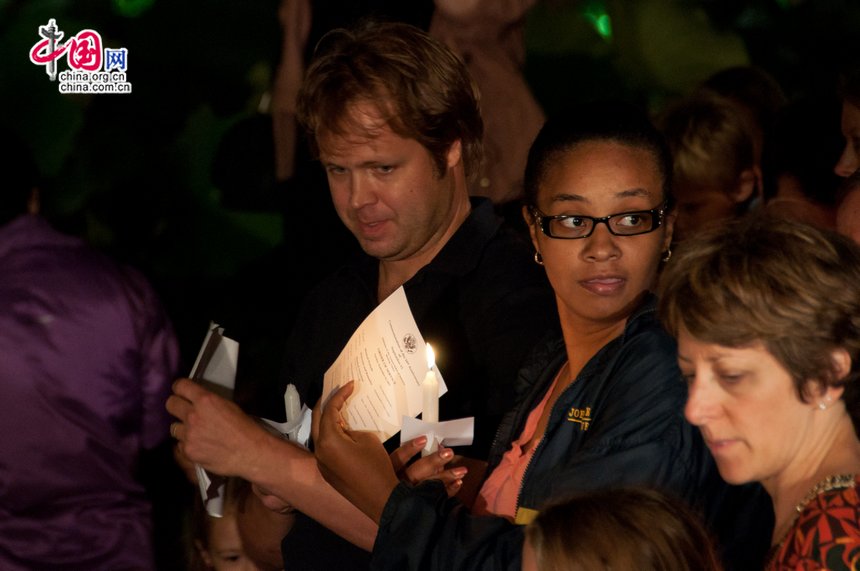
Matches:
[3,0,859,362]
[2,1,859,568]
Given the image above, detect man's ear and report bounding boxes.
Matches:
[730,167,760,204]
[446,140,463,169]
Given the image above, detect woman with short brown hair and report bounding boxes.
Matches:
[659,215,860,569]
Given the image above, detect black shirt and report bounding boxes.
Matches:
[279,198,558,570]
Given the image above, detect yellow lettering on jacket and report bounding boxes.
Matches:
[566,406,592,431]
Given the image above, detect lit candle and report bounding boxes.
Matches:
[422,344,439,424]
[422,344,439,456]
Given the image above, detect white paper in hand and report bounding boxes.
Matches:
[400,415,475,454]
[321,287,447,442]
[189,322,239,517]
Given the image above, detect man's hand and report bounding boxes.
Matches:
[315,381,399,523]
[165,378,269,478]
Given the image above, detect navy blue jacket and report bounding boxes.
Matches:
[371,296,772,570]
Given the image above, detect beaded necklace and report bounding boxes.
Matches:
[769,474,856,565]
[794,474,856,514]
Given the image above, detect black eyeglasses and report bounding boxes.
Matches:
[531,203,667,239]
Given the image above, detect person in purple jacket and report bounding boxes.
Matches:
[0,129,180,571]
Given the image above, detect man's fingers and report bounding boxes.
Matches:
[166,377,207,420]
[171,377,204,400]
[165,393,192,421]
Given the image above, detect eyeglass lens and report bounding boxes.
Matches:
[547,211,657,238]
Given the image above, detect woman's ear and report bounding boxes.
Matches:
[829,348,852,398]
[661,209,676,252]
[831,348,852,381]
[813,348,852,404]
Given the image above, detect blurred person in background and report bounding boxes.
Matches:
[0,126,180,570]
[700,65,787,170]
[522,487,723,571]
[656,91,761,242]
[835,67,860,179]
[188,478,269,571]
[762,95,842,230]
[836,170,860,244]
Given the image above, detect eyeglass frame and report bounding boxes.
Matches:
[530,202,669,240]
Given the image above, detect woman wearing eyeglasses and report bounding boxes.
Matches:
[313,102,770,571]
[469,108,691,523]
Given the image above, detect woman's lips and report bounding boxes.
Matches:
[705,438,738,455]
[579,276,625,295]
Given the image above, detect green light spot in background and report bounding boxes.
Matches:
[595,14,612,39]
[112,0,155,18]
[583,1,613,42]
[775,0,791,9]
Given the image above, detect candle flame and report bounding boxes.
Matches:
[426,343,435,369]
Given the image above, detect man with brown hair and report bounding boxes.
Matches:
[167,20,556,570]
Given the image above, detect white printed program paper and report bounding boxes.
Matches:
[322,287,448,442]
